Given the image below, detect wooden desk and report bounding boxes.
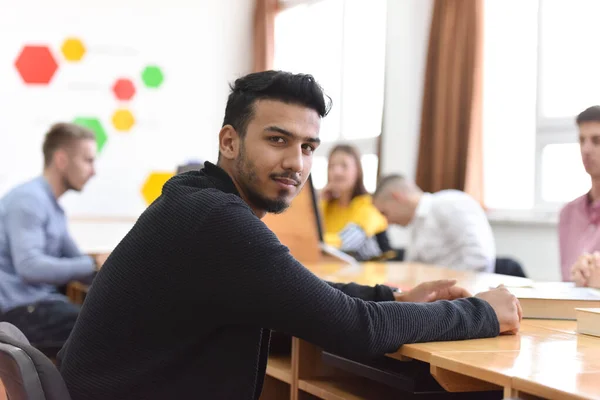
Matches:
[512,372,600,400]
[308,261,533,294]
[66,261,600,399]
[396,321,600,399]
[298,262,600,400]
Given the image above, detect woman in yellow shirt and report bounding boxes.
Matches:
[320,144,394,261]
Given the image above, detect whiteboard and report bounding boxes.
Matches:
[0,0,252,218]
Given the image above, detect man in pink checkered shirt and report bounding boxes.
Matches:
[559,106,600,288]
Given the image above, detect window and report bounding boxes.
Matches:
[483,0,592,211]
[274,0,387,191]
[535,0,597,208]
[482,0,538,210]
[539,143,589,203]
[309,153,379,193]
[538,0,600,120]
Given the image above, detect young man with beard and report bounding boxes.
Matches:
[0,122,100,345]
[58,71,522,400]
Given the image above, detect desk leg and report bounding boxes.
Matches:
[503,387,544,400]
[291,338,301,400]
[291,338,332,400]
[260,376,290,400]
[66,282,87,305]
[290,338,351,400]
[430,365,502,393]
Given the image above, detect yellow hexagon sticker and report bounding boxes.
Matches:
[61,38,86,62]
[112,109,135,132]
[141,172,174,206]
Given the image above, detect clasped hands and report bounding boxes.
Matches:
[570,252,600,288]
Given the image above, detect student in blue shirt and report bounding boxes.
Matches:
[0,122,100,345]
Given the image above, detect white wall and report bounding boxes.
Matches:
[379,0,561,282]
[0,0,253,217]
[491,219,560,281]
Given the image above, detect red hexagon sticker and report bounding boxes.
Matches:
[112,78,136,101]
[14,45,59,85]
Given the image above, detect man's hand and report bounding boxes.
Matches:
[588,260,600,288]
[475,286,522,335]
[394,279,471,303]
[571,252,600,287]
[93,253,110,270]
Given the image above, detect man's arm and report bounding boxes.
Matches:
[6,198,96,285]
[326,281,395,301]
[200,201,500,360]
[61,232,85,258]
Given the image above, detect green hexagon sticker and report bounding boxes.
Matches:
[141,65,164,88]
[73,117,108,153]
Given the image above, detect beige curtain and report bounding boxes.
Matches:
[253,0,280,72]
[415,0,484,205]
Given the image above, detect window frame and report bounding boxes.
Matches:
[534,131,583,210]
[534,0,585,210]
[274,0,384,193]
[278,0,326,11]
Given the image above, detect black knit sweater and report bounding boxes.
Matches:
[57,162,499,400]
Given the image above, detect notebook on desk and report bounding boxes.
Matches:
[507,282,600,320]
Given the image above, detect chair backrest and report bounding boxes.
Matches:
[176,161,204,174]
[0,322,71,400]
[495,257,527,278]
[263,176,322,263]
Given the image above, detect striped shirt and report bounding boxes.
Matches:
[405,190,495,272]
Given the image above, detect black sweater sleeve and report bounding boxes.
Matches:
[326,282,395,302]
[201,202,499,360]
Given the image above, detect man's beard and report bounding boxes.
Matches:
[236,146,291,214]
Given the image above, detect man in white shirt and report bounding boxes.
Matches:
[372,174,495,272]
